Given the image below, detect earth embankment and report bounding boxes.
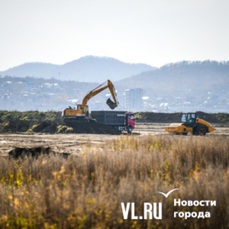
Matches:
[136,111,225,123]
[0,110,228,134]
[0,120,121,134]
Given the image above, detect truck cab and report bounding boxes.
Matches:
[126,112,135,133]
[90,111,136,134]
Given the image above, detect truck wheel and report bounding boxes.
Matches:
[197,125,207,136]
[127,126,132,134]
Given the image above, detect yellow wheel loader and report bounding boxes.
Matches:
[62,80,119,123]
[165,113,215,135]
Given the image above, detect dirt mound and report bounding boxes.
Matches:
[196,111,220,123]
[33,120,121,134]
[137,112,181,123]
[8,146,70,159]
[1,120,37,132]
[68,122,121,134]
[0,120,56,133]
[0,119,121,134]
[9,146,51,159]
[137,111,221,123]
[33,121,58,133]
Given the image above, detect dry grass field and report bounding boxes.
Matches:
[0,123,228,228]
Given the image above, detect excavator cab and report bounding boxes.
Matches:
[77,105,83,110]
[181,113,196,127]
[77,104,88,111]
[76,104,89,115]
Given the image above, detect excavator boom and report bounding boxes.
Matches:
[106,80,118,109]
[82,80,118,109]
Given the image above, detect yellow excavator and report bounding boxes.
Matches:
[62,80,119,123]
[165,112,215,135]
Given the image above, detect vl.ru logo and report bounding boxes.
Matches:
[121,188,216,220]
[121,188,179,220]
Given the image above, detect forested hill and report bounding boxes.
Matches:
[116,60,229,93]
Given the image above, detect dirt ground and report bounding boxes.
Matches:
[0,122,228,157]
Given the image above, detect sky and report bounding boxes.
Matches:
[0,0,229,71]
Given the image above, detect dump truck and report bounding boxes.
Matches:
[91,110,135,133]
[62,80,118,123]
[165,112,215,135]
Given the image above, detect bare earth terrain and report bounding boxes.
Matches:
[0,122,228,157]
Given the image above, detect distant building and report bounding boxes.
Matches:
[125,88,143,112]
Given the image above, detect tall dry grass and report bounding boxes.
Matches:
[0,135,228,228]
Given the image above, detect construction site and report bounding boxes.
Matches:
[0,110,228,156]
[0,110,229,228]
[1,0,229,227]
[0,78,228,166]
[0,76,229,229]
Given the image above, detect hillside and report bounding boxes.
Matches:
[0,60,228,112]
[115,60,229,113]
[0,56,156,83]
[116,60,229,92]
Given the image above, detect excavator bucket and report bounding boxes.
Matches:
[106,98,117,110]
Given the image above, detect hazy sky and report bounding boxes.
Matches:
[0,0,229,71]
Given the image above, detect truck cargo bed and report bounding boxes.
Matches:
[91,111,126,126]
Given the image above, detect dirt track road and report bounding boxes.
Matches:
[0,122,228,156]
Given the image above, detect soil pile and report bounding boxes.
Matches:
[33,121,58,133]
[68,122,121,134]
[1,120,38,132]
[9,146,51,159]
[196,111,220,123]
[137,112,181,123]
[0,120,121,134]
[137,111,221,123]
[8,146,70,159]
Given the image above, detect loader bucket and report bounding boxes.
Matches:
[106,98,117,110]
